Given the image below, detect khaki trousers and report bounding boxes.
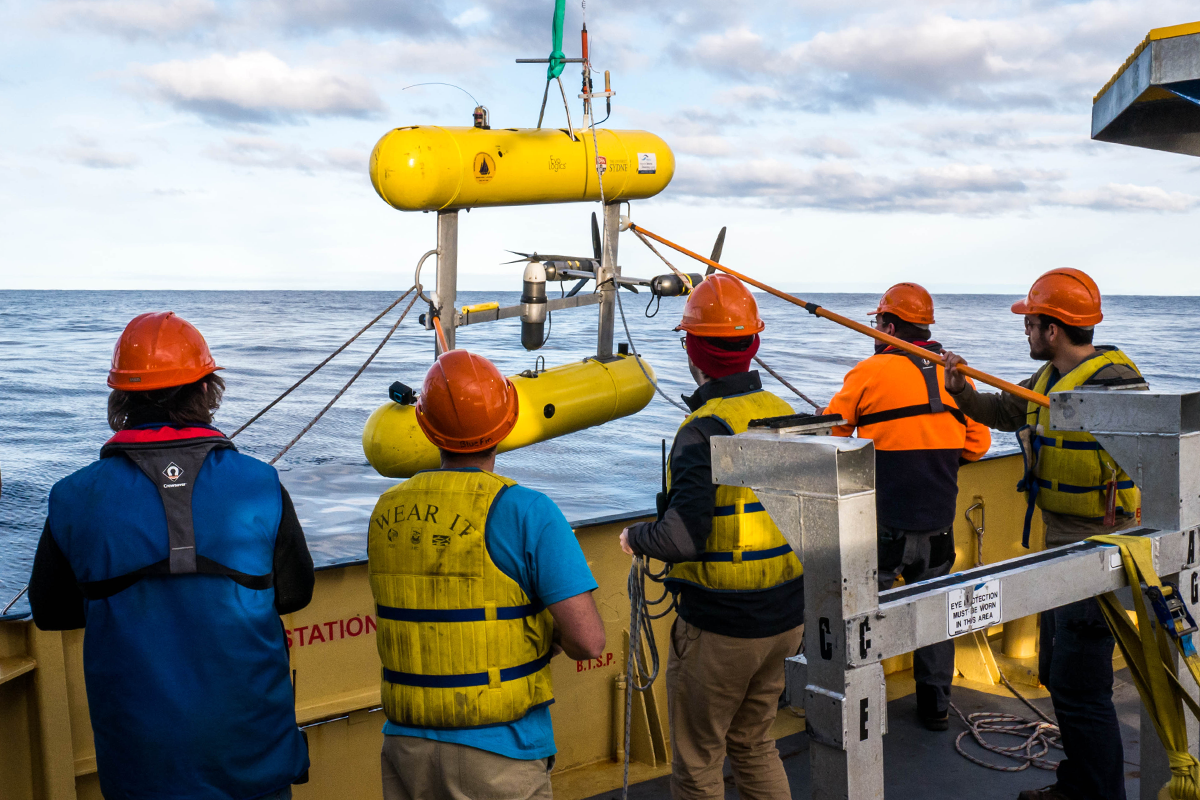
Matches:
[381,735,554,800]
[666,618,803,800]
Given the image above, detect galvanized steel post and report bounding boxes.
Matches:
[596,202,620,359]
[1051,390,1200,800]
[711,432,885,799]
[436,210,458,355]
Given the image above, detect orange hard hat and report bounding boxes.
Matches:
[675,274,765,337]
[108,312,222,392]
[1011,268,1103,327]
[871,282,935,325]
[415,350,520,453]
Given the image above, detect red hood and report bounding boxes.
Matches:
[105,426,227,446]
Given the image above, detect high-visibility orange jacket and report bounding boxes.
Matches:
[824,342,991,530]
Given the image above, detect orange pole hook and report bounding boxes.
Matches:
[626,222,1049,409]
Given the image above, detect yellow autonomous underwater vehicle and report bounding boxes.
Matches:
[5,15,1200,800]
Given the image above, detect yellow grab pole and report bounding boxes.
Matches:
[626,222,1050,409]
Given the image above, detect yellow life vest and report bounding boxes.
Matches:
[666,389,803,592]
[367,469,555,728]
[1025,347,1143,521]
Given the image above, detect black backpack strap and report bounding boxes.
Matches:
[907,353,945,414]
[122,440,224,574]
[857,353,965,428]
[81,437,271,599]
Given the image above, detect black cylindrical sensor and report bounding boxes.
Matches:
[521,261,548,350]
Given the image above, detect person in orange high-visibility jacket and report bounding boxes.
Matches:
[823,284,990,731]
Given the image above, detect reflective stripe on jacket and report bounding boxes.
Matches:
[1025,347,1143,519]
[368,469,555,728]
[824,346,991,530]
[665,389,804,592]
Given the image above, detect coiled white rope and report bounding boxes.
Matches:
[950,672,1062,772]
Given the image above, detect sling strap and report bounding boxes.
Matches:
[82,435,272,599]
[857,352,966,428]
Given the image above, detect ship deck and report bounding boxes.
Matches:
[587,668,1144,800]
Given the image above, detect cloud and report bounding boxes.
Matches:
[671,135,734,157]
[44,0,218,38]
[204,136,366,174]
[57,137,140,169]
[258,0,456,36]
[673,11,1120,111]
[792,136,859,160]
[138,51,383,124]
[1048,183,1200,213]
[672,159,1061,213]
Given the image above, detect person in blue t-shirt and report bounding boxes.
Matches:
[367,350,604,800]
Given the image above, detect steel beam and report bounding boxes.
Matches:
[713,434,884,799]
[1050,390,1200,532]
[711,392,1200,800]
[595,202,620,359]
[435,210,458,354]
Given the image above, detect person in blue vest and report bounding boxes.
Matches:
[29,311,313,800]
[367,349,605,800]
[620,274,803,800]
[944,268,1145,800]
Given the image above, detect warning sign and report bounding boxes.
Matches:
[473,152,496,182]
[947,579,1001,637]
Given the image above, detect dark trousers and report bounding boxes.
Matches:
[1039,598,1126,800]
[878,525,956,715]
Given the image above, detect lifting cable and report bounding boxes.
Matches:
[613,282,689,414]
[752,355,822,410]
[622,222,1051,410]
[269,289,421,465]
[230,289,418,439]
[580,78,676,798]
[585,89,689,417]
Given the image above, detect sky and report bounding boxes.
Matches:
[1,0,1199,294]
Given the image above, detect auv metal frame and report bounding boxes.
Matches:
[710,389,1200,800]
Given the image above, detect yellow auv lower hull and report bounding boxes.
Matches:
[363,354,656,478]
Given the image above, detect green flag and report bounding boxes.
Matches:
[547,0,566,79]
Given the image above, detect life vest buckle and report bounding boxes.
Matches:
[484,602,497,621]
[731,550,743,565]
[487,667,502,689]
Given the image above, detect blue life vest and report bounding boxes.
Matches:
[47,424,308,800]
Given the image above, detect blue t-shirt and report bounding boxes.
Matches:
[383,478,598,760]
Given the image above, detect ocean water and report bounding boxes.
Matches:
[2,289,1198,617]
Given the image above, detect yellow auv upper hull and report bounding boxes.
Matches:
[369,126,675,212]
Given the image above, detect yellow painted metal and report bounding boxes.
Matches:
[1094,21,1200,103]
[1002,614,1040,659]
[954,630,1002,685]
[362,354,656,478]
[1149,20,1200,41]
[0,451,1059,799]
[369,127,674,211]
